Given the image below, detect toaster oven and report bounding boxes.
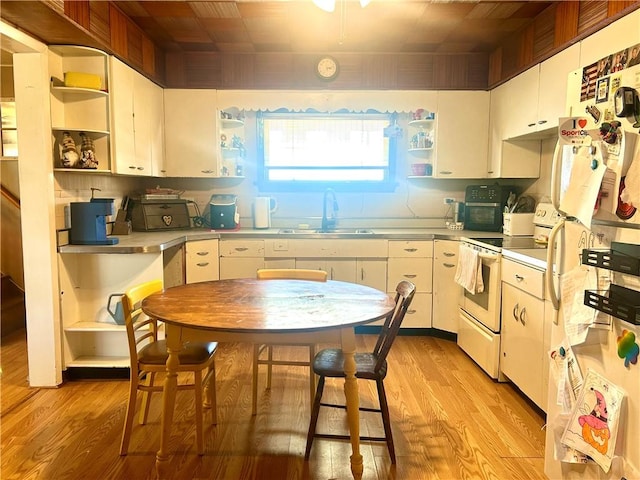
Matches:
[464,185,518,232]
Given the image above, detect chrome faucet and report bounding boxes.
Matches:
[321,188,339,232]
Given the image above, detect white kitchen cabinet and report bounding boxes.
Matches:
[186,239,219,283]
[432,239,460,333]
[48,45,111,173]
[296,259,356,282]
[537,43,580,133]
[488,81,541,178]
[356,259,387,292]
[110,57,163,176]
[500,65,540,140]
[433,91,489,178]
[219,239,265,279]
[500,257,548,412]
[163,89,220,177]
[387,240,433,328]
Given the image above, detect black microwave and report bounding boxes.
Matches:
[464,185,518,232]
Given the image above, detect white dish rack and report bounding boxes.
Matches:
[446,222,464,231]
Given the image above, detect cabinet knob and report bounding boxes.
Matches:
[202,170,214,174]
[235,247,248,252]
[488,170,494,174]
[128,165,136,170]
[515,274,524,282]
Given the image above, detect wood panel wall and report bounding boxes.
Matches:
[165,51,489,90]
[0,0,164,84]
[1,1,639,90]
[488,0,640,87]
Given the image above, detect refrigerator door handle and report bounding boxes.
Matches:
[546,218,564,311]
[550,141,563,212]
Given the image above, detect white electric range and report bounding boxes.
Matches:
[457,203,559,380]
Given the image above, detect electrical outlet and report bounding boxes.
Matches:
[443,197,456,205]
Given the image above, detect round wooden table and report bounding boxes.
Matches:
[142,278,395,480]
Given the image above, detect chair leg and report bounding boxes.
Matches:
[308,345,316,408]
[376,379,396,464]
[194,370,204,455]
[305,376,325,459]
[119,374,139,455]
[139,371,155,425]
[266,346,273,389]
[252,344,260,416]
[204,361,217,425]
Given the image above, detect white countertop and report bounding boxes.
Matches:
[501,247,549,271]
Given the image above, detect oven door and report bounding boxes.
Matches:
[460,251,501,331]
[464,203,502,232]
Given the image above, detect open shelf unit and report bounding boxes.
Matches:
[407,116,435,177]
[49,45,111,171]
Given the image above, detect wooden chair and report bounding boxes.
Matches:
[119,279,218,456]
[253,268,328,415]
[304,280,416,464]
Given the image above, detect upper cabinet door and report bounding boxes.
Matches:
[537,43,581,131]
[163,89,220,177]
[501,65,540,139]
[434,91,489,178]
[110,57,152,176]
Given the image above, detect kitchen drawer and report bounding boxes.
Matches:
[457,309,500,379]
[371,292,432,328]
[387,257,432,292]
[501,258,545,299]
[264,239,388,258]
[186,239,219,284]
[388,241,433,258]
[219,239,264,257]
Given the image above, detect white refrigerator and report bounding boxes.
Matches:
[544,62,640,479]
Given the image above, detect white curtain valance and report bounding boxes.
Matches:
[216,90,439,114]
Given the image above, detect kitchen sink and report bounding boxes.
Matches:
[277,228,375,235]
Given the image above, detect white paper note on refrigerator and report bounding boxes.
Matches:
[559,146,607,227]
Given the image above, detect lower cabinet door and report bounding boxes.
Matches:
[500,282,545,409]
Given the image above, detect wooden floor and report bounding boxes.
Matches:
[1,330,547,480]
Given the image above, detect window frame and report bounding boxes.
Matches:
[256,110,398,193]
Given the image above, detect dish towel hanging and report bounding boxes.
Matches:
[454,244,484,295]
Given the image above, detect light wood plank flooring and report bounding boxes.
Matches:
[1,330,547,479]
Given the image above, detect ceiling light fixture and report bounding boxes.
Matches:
[312,0,371,13]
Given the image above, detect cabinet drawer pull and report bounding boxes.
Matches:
[234,247,248,252]
[537,120,547,125]
[439,171,452,175]
[527,122,536,127]
[519,307,527,324]
[404,248,418,253]
[407,309,417,315]
[196,262,209,267]
[403,274,417,278]
[137,166,145,170]
[443,263,455,268]
[515,274,524,282]
[512,303,519,320]
[360,268,365,281]
[487,170,494,174]
[202,169,214,174]
[128,165,136,170]
[443,252,455,257]
[196,251,209,256]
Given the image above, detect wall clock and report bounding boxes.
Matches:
[316,56,339,81]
